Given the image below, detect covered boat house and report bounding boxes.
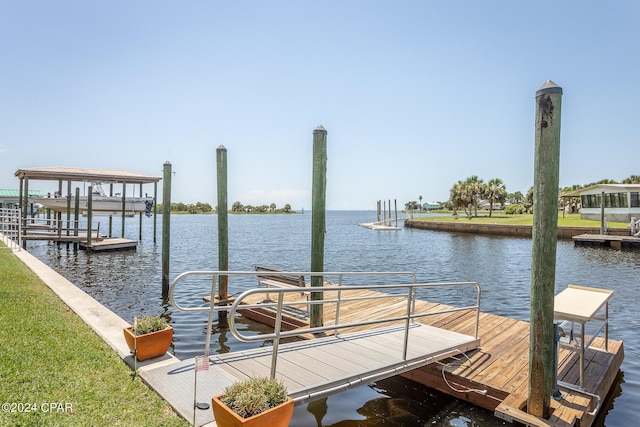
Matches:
[564,183,640,222]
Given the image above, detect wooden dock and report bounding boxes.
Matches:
[19,226,137,252]
[238,288,623,427]
[573,233,640,249]
[80,237,137,252]
[358,221,401,230]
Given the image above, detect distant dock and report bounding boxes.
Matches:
[80,238,137,252]
[358,220,401,230]
[572,233,640,249]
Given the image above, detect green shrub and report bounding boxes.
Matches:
[221,377,288,418]
[505,204,525,215]
[133,315,169,336]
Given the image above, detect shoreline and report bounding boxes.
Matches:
[404,219,630,239]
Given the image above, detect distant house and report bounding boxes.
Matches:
[563,184,640,222]
[422,202,440,210]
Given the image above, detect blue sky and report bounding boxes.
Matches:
[1,1,638,210]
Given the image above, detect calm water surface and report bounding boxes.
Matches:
[26,211,639,426]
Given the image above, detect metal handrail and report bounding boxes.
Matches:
[169,271,481,379]
[169,270,417,359]
[168,270,417,314]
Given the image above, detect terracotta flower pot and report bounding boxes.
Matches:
[211,394,294,427]
[123,325,173,361]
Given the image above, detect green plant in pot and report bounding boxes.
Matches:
[212,376,293,427]
[123,315,173,361]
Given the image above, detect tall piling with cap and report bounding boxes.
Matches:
[216,145,229,321]
[528,80,563,418]
[310,125,327,328]
[162,161,172,296]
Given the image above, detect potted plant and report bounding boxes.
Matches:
[123,315,173,361]
[211,376,293,427]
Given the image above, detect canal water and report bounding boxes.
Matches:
[25,211,638,426]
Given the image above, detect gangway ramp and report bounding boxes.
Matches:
[141,323,478,426]
[159,271,482,426]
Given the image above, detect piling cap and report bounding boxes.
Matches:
[217,144,227,151]
[536,80,563,97]
[313,125,327,134]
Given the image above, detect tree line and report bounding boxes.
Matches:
[156,202,214,214]
[231,201,293,213]
[156,201,294,214]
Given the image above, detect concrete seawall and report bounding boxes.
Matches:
[404,219,630,240]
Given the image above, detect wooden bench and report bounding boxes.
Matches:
[254,265,305,289]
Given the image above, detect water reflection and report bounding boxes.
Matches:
[293,377,507,427]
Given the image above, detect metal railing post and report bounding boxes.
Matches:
[403,285,412,360]
[204,273,218,357]
[270,297,285,379]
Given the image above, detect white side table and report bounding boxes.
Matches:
[554,284,613,388]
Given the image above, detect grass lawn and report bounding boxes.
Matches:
[0,247,189,427]
[412,212,629,228]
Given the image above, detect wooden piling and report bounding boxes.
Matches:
[139,183,143,241]
[216,145,229,311]
[153,182,158,243]
[162,162,172,296]
[109,183,113,238]
[528,80,563,418]
[311,125,327,328]
[66,180,72,239]
[73,187,80,251]
[600,191,606,235]
[57,180,62,240]
[21,177,27,248]
[121,183,126,238]
[87,185,93,247]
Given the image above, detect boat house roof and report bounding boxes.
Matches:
[14,167,162,184]
[562,183,640,197]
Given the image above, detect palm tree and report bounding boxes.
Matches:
[450,180,473,218]
[418,195,423,212]
[485,178,507,217]
[465,175,485,217]
[524,187,534,213]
